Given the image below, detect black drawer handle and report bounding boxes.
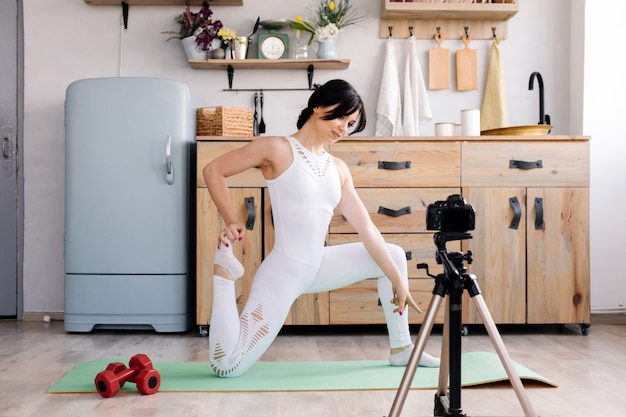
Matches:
[535,197,544,230]
[509,159,543,170]
[378,161,411,170]
[405,251,412,261]
[378,206,411,217]
[509,196,521,230]
[245,196,255,230]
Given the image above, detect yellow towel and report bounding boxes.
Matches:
[480,38,509,131]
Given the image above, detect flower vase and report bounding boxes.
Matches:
[316,38,337,59]
[181,36,207,60]
[230,37,248,60]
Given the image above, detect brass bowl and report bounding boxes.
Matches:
[481,125,553,136]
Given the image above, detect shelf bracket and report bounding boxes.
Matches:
[222,63,316,92]
[121,1,129,30]
[227,64,234,89]
[307,64,314,89]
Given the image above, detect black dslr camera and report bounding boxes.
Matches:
[426,194,475,233]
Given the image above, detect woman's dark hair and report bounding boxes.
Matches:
[296,79,366,135]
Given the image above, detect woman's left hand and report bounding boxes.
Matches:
[391,285,423,315]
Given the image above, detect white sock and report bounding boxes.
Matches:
[389,346,440,368]
[213,242,244,280]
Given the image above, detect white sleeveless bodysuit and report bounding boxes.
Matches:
[267,136,341,265]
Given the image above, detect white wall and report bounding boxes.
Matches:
[22,0,622,314]
[585,0,626,313]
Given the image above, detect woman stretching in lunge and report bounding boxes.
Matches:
[203,79,440,377]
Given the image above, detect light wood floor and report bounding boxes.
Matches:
[1,315,624,417]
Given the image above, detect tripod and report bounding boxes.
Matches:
[387,232,538,417]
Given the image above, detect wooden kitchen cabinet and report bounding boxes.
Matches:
[461,139,591,333]
[196,135,591,333]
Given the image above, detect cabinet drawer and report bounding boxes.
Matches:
[197,141,265,188]
[462,141,589,186]
[330,188,459,233]
[329,233,459,279]
[331,142,460,187]
[329,279,443,325]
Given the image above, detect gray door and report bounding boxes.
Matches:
[1,1,22,317]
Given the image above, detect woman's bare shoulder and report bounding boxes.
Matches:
[248,135,290,153]
[248,136,293,179]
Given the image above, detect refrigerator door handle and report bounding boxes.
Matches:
[165,135,174,185]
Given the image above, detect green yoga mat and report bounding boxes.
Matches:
[48,351,557,394]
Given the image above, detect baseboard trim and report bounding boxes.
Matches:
[19,312,626,325]
[22,312,64,322]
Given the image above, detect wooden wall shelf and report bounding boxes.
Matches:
[381,1,518,21]
[189,59,350,90]
[84,0,242,6]
[188,58,350,70]
[380,0,519,40]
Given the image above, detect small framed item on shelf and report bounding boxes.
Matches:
[257,19,290,60]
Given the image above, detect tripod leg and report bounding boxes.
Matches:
[472,294,538,417]
[434,297,451,416]
[387,294,443,417]
[437,296,450,395]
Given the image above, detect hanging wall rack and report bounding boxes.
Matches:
[379,0,518,40]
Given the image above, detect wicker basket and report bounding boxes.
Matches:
[196,106,253,137]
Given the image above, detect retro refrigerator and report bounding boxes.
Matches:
[64,77,193,332]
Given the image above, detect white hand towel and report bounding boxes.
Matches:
[403,35,432,136]
[480,38,509,131]
[376,39,403,137]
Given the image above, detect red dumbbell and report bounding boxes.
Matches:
[94,353,161,398]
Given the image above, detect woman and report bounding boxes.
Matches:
[203,79,439,377]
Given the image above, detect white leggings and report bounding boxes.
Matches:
[208,242,412,377]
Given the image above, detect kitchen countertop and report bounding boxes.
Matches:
[196,135,590,142]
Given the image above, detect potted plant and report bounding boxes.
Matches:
[162,1,223,59]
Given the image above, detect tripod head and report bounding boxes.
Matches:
[417,232,473,281]
[434,232,472,282]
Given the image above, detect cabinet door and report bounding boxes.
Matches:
[526,187,590,324]
[464,187,526,324]
[196,188,263,325]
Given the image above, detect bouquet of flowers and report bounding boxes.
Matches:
[162,1,223,51]
[289,0,364,45]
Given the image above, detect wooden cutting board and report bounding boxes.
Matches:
[456,34,477,91]
[428,31,450,90]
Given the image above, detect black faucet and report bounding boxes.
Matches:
[528,72,551,125]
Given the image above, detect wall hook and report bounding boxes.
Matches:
[388,26,393,38]
[492,27,497,39]
[464,26,469,37]
[409,26,413,37]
